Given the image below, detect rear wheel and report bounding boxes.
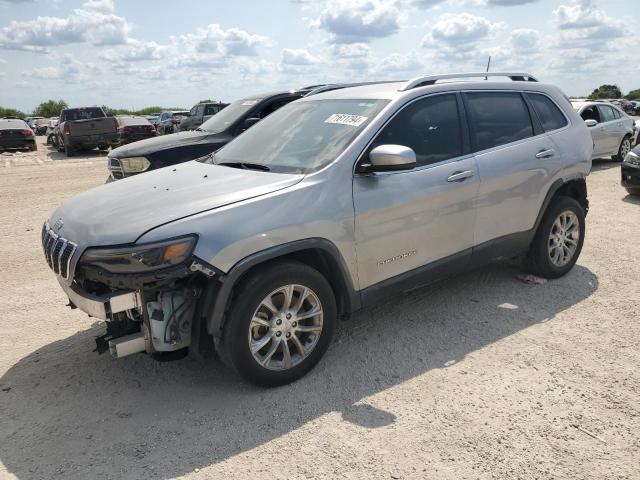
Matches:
[626,187,640,196]
[218,261,336,387]
[64,143,74,157]
[526,196,585,279]
[613,136,632,161]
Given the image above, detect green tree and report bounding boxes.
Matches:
[588,84,622,100]
[0,107,26,119]
[33,99,68,118]
[624,88,640,100]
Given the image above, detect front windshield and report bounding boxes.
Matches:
[199,97,263,133]
[205,99,389,173]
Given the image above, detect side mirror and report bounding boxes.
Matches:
[360,144,416,173]
[241,117,260,132]
[584,119,598,128]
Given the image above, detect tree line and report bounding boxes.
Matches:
[0,99,190,120]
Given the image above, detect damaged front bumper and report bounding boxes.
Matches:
[57,277,142,320]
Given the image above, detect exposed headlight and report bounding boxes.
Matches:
[119,156,151,173]
[624,151,640,166]
[80,236,196,274]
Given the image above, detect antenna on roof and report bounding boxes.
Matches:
[485,56,491,80]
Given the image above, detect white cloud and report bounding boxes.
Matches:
[0,5,131,51]
[281,48,322,66]
[332,43,370,58]
[553,0,624,47]
[429,13,501,46]
[312,0,404,44]
[510,28,539,52]
[82,0,114,13]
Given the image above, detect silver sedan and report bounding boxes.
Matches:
[572,101,635,160]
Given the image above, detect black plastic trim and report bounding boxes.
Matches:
[206,238,360,336]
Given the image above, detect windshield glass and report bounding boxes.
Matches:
[199,97,263,133]
[204,99,389,173]
[62,108,105,121]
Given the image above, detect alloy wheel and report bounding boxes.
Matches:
[547,210,580,267]
[248,284,324,371]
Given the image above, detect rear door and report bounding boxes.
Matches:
[597,104,622,153]
[203,104,219,123]
[463,91,555,245]
[353,93,479,289]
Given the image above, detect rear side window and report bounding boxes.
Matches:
[371,93,463,167]
[527,94,568,132]
[204,105,219,115]
[612,108,621,119]
[465,92,534,151]
[598,105,616,122]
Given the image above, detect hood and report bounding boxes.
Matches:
[50,161,303,247]
[108,130,221,158]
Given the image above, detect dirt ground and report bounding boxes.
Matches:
[0,135,639,480]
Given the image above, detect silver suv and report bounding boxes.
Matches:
[42,72,592,386]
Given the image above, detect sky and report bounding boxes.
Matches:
[0,0,637,112]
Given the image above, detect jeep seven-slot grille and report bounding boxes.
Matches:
[41,222,77,279]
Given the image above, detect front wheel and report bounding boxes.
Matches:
[526,196,585,279]
[218,261,336,387]
[613,136,632,162]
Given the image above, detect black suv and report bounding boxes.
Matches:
[179,102,228,131]
[107,87,319,180]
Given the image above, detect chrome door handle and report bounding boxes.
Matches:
[535,149,555,159]
[447,170,474,182]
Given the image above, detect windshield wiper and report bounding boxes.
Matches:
[217,161,270,172]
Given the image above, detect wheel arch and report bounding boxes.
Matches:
[204,238,361,338]
[529,177,588,245]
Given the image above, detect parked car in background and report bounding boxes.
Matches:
[572,100,635,160]
[178,102,228,131]
[25,116,44,130]
[621,143,640,195]
[108,88,315,180]
[0,118,37,151]
[144,114,160,126]
[115,115,157,146]
[45,118,59,145]
[624,100,640,115]
[156,111,190,135]
[33,118,50,135]
[55,107,120,157]
[44,72,592,386]
[106,83,378,180]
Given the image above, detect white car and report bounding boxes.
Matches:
[571,101,635,160]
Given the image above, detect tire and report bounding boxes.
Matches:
[526,196,585,279]
[626,187,640,196]
[64,143,74,157]
[612,136,632,162]
[218,260,336,387]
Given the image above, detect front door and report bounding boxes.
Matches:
[353,93,479,290]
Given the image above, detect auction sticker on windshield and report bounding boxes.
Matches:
[324,114,368,127]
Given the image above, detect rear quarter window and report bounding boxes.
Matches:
[464,92,534,151]
[526,93,568,132]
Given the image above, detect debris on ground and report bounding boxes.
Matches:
[517,274,547,285]
[571,424,607,444]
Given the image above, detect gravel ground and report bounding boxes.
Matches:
[0,135,639,480]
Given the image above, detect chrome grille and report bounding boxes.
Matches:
[41,222,77,279]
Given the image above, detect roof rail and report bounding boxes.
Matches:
[399,72,538,91]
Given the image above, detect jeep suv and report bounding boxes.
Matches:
[42,72,592,387]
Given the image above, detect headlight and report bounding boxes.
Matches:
[624,151,640,166]
[120,156,150,173]
[80,236,196,274]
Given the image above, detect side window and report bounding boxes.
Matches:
[465,92,534,151]
[598,105,616,123]
[189,106,198,116]
[370,93,462,167]
[612,108,621,119]
[204,105,218,115]
[195,105,204,116]
[580,106,600,123]
[527,93,568,132]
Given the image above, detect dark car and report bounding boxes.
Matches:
[179,102,228,131]
[156,111,190,135]
[0,118,37,151]
[107,89,316,180]
[107,83,391,180]
[621,143,640,195]
[116,115,157,146]
[55,107,120,156]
